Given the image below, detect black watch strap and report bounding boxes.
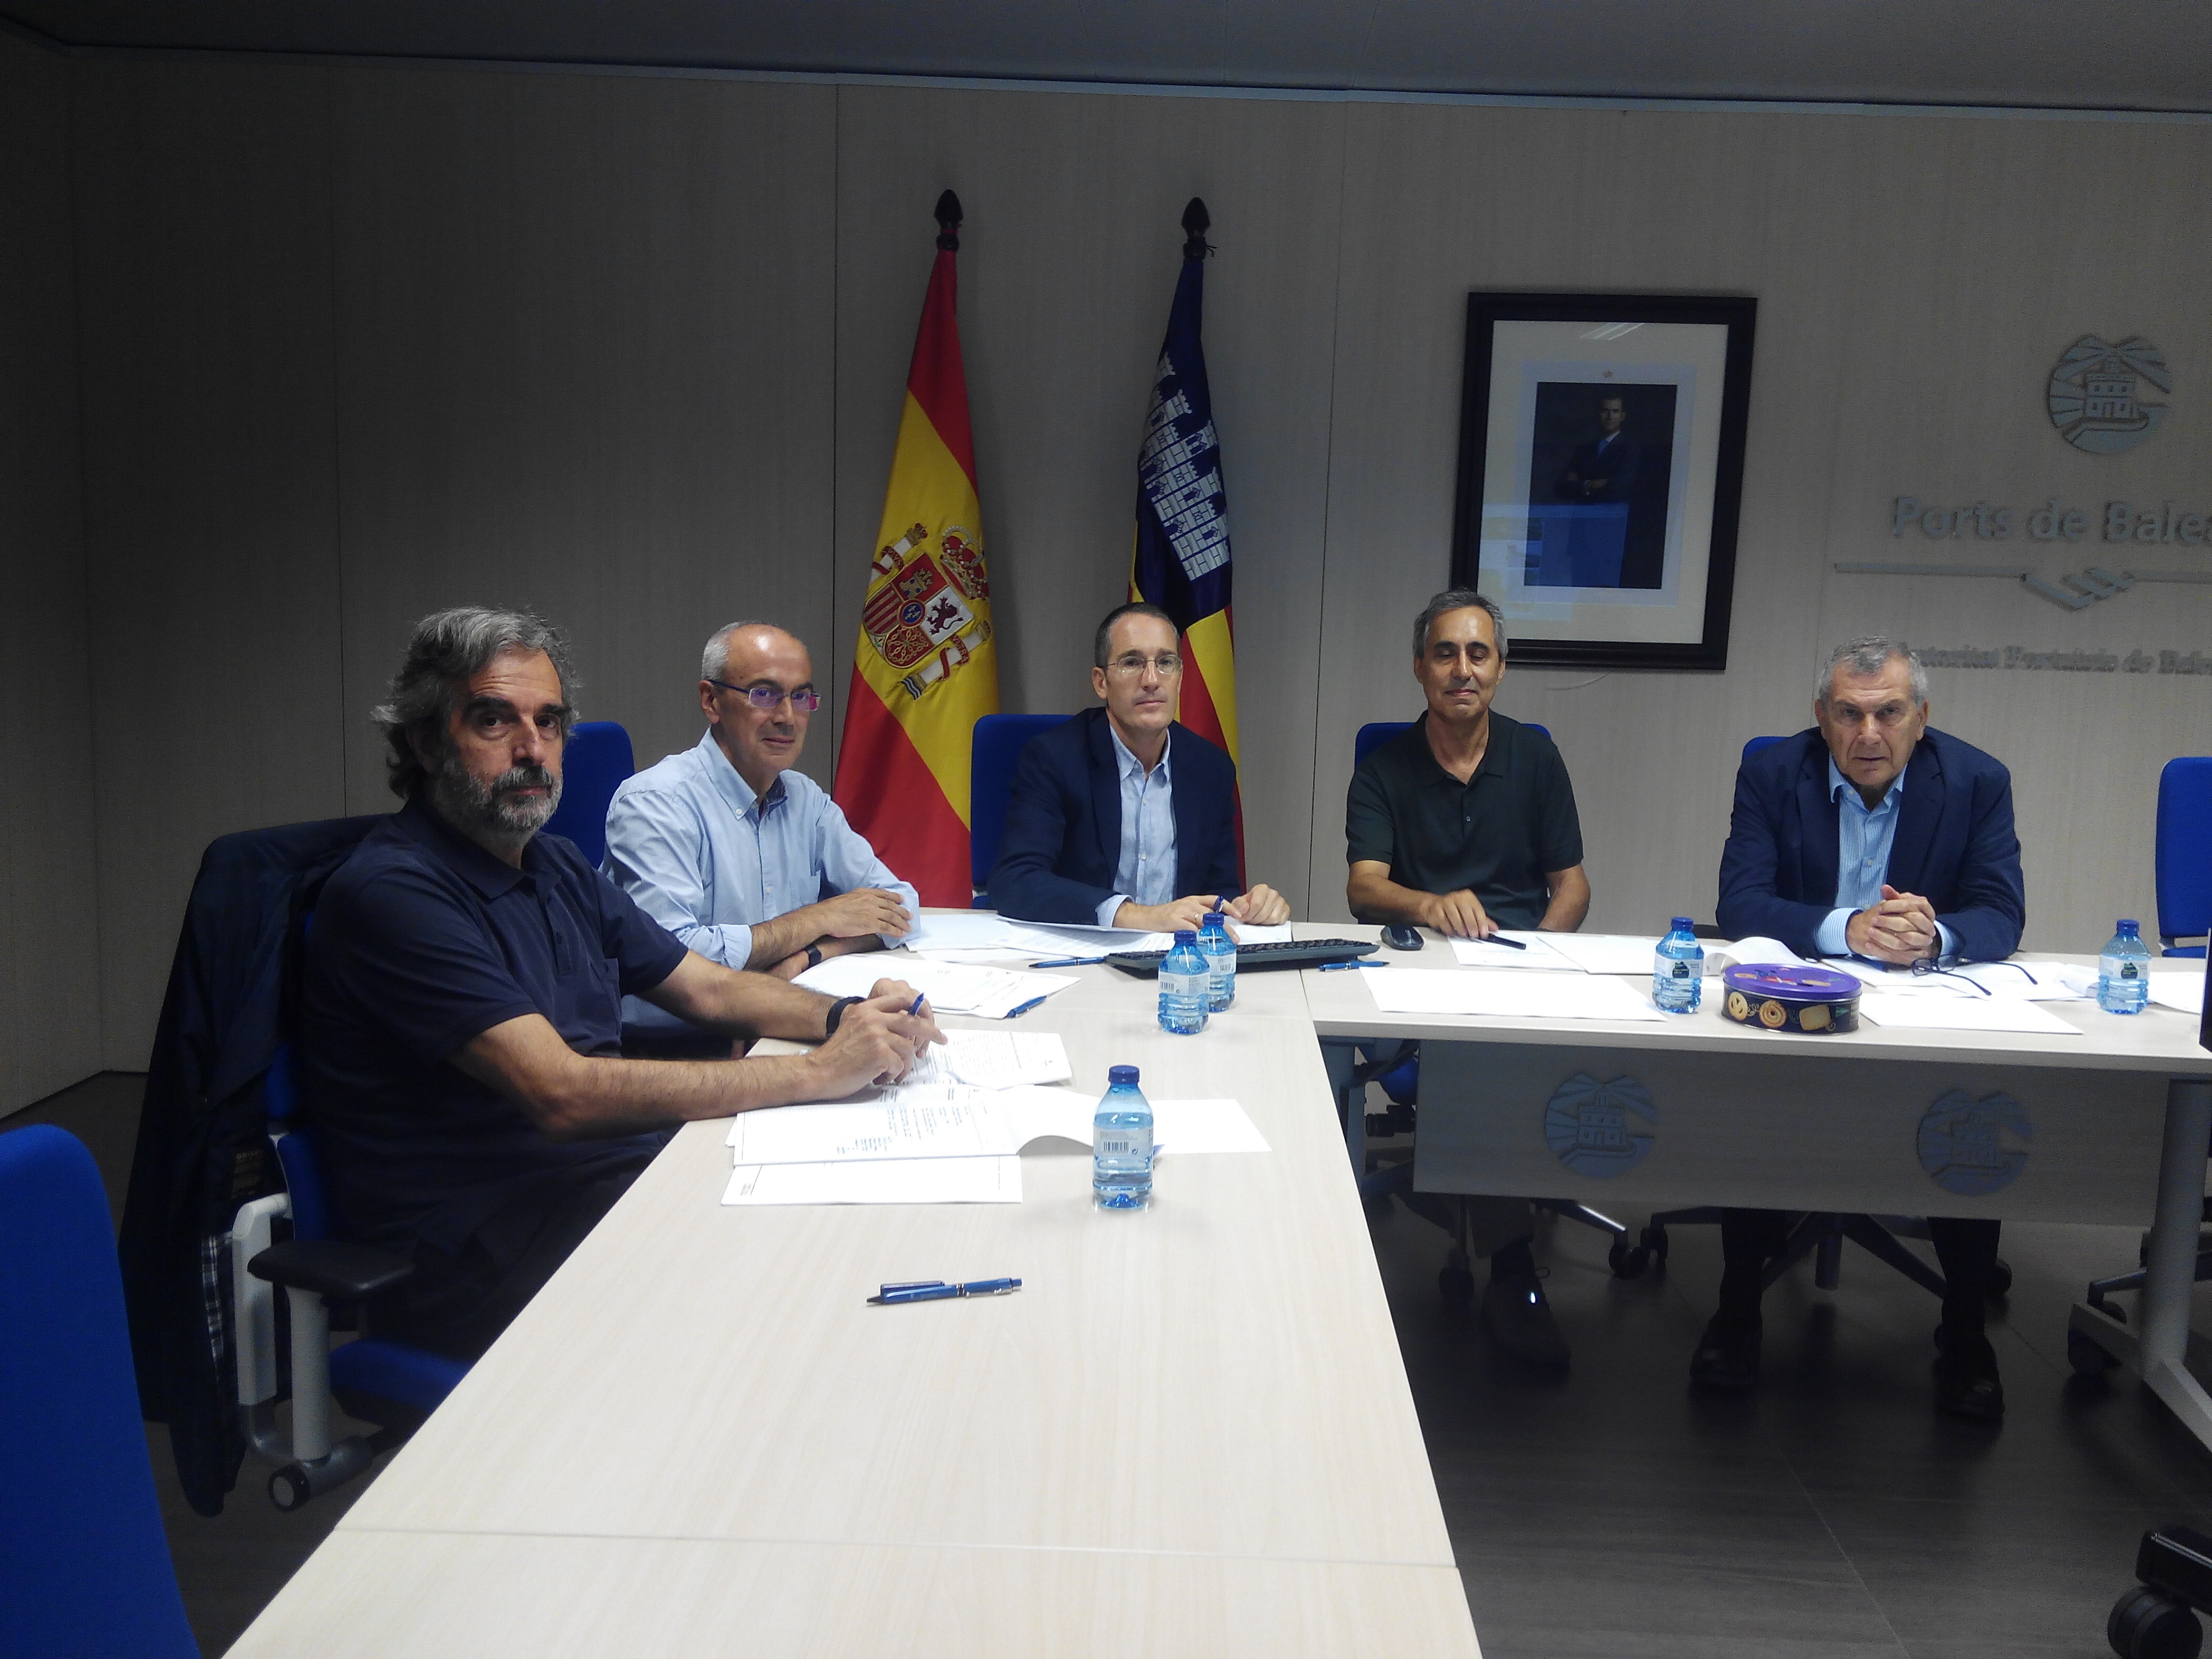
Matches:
[805,944,824,971]
[824,995,862,1037]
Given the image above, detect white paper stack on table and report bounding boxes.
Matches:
[901,912,1296,961]
[720,1030,1270,1206]
[793,954,1076,1019]
[1442,932,1662,974]
[1367,968,1664,1022]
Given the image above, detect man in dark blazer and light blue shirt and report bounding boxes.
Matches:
[1700,635,2025,1419]
[988,602,1288,931]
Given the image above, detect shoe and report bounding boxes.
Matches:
[1689,1313,1762,1391]
[1932,1328,2005,1422]
[1481,1273,1569,1368]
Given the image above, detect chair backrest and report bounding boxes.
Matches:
[1,1125,200,1657]
[1743,734,1786,761]
[2156,758,2212,950]
[545,720,636,868]
[970,714,1068,893]
[1354,720,1549,768]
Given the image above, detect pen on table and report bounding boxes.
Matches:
[1027,956,1107,968]
[1003,994,1048,1019]
[1319,959,1385,971]
[1470,934,1529,950]
[868,1276,1022,1306]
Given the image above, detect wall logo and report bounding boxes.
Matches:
[1916,1088,2033,1197]
[1543,1073,1655,1178]
[2049,336,2170,454]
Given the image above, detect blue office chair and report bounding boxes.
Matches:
[2155,758,2212,957]
[544,719,635,869]
[969,713,1068,907]
[2,1125,200,1658]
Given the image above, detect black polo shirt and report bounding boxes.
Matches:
[301,797,689,1260]
[1346,712,1584,930]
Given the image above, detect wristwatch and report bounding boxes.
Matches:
[823,995,862,1037]
[805,944,824,971]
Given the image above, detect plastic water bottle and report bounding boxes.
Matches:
[2098,919,2151,1014]
[1197,909,1237,1011]
[1093,1065,1154,1209]
[1652,916,1704,1014]
[1158,930,1211,1035]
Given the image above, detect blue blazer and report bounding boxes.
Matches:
[988,706,1241,925]
[1715,728,2025,964]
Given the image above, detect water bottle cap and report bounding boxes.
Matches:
[1108,1065,1140,1086]
[1672,917,1696,932]
[1201,909,1226,929]
[1174,929,1198,944]
[2117,919,2139,933]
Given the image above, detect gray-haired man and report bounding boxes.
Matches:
[301,607,940,1358]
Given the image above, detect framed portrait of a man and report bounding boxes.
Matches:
[1452,293,1756,670]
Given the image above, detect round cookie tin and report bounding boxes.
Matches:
[1719,964,1862,1034]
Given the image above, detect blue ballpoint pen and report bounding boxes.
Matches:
[1319,959,1384,971]
[908,993,926,1015]
[1002,994,1048,1019]
[868,1276,1023,1306]
[1027,956,1107,968]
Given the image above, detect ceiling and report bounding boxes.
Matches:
[5,1,2209,116]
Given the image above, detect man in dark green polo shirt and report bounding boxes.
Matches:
[1346,588,1590,1368]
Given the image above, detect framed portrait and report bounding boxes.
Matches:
[1451,293,1756,671]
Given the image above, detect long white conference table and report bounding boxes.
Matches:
[229,924,2212,1656]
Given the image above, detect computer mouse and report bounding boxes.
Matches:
[1382,924,1424,952]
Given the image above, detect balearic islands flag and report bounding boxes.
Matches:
[1130,197,1240,868]
[833,192,998,906]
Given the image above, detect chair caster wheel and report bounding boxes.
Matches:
[1986,1257,2014,1299]
[2110,1585,2202,1659]
[1439,1263,1475,1319]
[1607,1240,1651,1279]
[269,1465,312,1511]
[1641,1223,1669,1267]
[2071,1330,2121,1378]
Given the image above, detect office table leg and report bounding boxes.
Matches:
[2075,1078,2212,1446]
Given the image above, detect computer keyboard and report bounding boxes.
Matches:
[1103,937,1379,978]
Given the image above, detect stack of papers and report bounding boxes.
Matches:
[1445,932,1665,974]
[900,913,1297,959]
[2149,973,2206,1015]
[793,954,1075,1019]
[1855,996,2081,1035]
[1365,969,1664,1023]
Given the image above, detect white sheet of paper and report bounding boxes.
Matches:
[726,1085,1015,1163]
[2150,972,2207,1015]
[941,1030,1073,1088]
[1533,933,1664,976]
[1448,932,1580,970]
[1364,968,1664,1022]
[1151,1098,1271,1155]
[722,1156,1020,1205]
[898,912,1019,953]
[1856,994,2081,1035]
[1709,936,1817,971]
[793,956,1076,1018]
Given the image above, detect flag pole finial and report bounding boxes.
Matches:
[935,190,963,251]
[1181,197,1212,259]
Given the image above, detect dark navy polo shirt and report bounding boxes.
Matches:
[301,797,689,1259]
[1345,711,1585,931]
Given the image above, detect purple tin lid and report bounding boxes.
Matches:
[1721,963,1862,1001]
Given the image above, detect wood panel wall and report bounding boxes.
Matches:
[0,30,98,1114]
[56,60,2212,1070]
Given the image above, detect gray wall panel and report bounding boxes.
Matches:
[71,61,346,1069]
[329,70,838,806]
[0,31,99,1114]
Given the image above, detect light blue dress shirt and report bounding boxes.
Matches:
[1096,726,1178,926]
[1815,757,1954,959]
[604,732,919,1026]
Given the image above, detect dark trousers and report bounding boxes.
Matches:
[1717,1208,2000,1333]
[370,1159,652,1361]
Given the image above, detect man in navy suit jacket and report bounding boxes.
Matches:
[987,603,1288,931]
[1699,637,2025,1421]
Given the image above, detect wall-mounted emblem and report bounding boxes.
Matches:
[1916,1088,2032,1197]
[2049,336,2170,454]
[1543,1073,1655,1178]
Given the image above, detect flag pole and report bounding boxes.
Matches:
[1181,196,1211,259]
[936,189,962,250]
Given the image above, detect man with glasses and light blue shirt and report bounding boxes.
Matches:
[604,623,920,1035]
[1701,635,2025,1418]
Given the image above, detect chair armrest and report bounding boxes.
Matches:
[248,1240,415,1302]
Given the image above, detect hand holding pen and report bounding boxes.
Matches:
[810,983,944,1095]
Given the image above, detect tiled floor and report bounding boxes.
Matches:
[12,1068,2211,1656]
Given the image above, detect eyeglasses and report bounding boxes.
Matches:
[709,678,822,713]
[1105,654,1183,678]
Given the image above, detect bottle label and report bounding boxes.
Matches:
[1670,961,1691,979]
[2121,963,2140,980]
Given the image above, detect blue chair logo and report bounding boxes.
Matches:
[1543,1073,1656,1177]
[1917,1088,2033,1196]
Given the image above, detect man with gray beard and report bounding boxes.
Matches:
[302,607,940,1359]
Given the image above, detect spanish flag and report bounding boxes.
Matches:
[834,192,998,908]
[1131,197,1240,867]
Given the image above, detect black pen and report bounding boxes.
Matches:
[1470,934,1529,951]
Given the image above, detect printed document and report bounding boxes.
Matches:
[1448,932,1580,970]
[1365,969,1663,1022]
[1855,996,2081,1035]
[794,955,1076,1018]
